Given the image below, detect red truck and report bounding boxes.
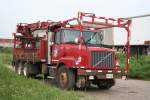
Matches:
[12,12,131,90]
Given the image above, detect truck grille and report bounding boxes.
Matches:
[91,51,114,68]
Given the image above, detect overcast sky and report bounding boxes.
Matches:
[0,0,150,44]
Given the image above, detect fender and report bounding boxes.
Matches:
[57,57,76,68]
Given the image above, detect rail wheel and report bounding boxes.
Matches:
[23,62,30,77]
[56,66,75,90]
[97,79,115,89]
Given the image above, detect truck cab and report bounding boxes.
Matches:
[49,27,118,89]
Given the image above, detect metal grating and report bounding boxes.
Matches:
[91,51,114,68]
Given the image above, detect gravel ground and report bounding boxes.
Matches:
[81,79,150,100]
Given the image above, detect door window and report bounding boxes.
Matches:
[55,31,61,44]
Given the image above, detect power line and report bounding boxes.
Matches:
[126,14,150,19]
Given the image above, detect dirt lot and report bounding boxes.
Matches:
[81,79,150,100]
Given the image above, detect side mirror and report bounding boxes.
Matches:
[75,38,79,44]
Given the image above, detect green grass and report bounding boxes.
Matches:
[0,52,80,100]
[0,53,12,65]
[0,47,12,65]
[117,54,150,80]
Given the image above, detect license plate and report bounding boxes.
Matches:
[106,74,113,78]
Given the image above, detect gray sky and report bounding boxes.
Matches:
[0,0,150,44]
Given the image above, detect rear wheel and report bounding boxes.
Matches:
[23,62,30,77]
[17,62,23,75]
[97,79,115,89]
[14,61,19,73]
[56,66,75,90]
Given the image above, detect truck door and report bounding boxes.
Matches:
[52,30,64,63]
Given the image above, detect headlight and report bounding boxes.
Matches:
[116,61,120,66]
[75,57,82,65]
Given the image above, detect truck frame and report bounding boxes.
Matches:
[12,12,131,90]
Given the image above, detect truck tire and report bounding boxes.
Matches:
[23,62,30,77]
[56,66,75,90]
[14,61,19,73]
[17,62,23,75]
[97,79,115,89]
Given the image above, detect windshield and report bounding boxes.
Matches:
[82,31,103,45]
[61,29,104,46]
[62,30,80,44]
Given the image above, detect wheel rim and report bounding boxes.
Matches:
[18,67,22,75]
[14,66,17,72]
[23,67,27,76]
[59,72,68,88]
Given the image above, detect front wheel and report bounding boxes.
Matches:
[56,66,75,90]
[97,79,115,89]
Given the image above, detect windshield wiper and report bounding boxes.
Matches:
[64,41,77,44]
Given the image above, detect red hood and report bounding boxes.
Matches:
[87,47,114,52]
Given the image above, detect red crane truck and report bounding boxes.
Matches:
[12,12,131,90]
